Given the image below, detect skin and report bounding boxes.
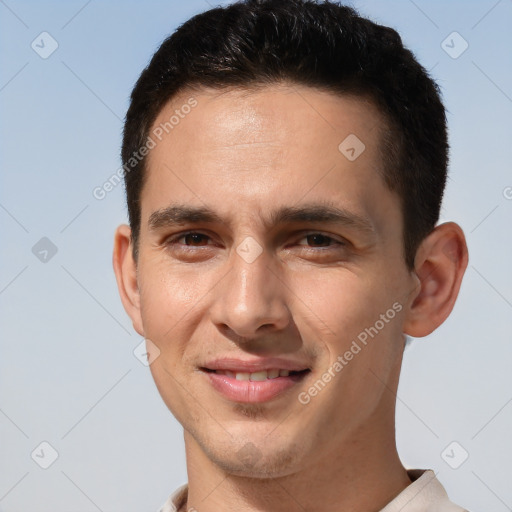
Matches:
[113,84,468,512]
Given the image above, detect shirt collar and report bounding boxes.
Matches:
[380,469,466,511]
[158,469,466,512]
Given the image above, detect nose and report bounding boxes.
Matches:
[209,243,291,342]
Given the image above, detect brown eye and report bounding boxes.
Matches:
[297,233,344,248]
[181,233,210,246]
[165,231,213,249]
[304,234,334,247]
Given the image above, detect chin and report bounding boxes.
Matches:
[205,437,304,479]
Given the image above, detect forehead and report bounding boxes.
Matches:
[150,83,384,159]
[141,84,397,233]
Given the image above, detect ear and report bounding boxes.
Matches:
[403,222,468,338]
[112,224,144,336]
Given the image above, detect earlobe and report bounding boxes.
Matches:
[112,224,144,336]
[403,222,468,338]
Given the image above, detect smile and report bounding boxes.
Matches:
[206,368,304,380]
[200,367,310,403]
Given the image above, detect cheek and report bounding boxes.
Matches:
[294,271,405,417]
[291,269,391,346]
[137,259,201,342]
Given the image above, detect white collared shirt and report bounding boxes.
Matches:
[158,469,469,511]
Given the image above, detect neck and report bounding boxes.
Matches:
[182,401,411,512]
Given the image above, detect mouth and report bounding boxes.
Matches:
[200,367,311,403]
[202,367,309,380]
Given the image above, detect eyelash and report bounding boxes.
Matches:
[165,231,345,250]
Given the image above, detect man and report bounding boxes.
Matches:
[112,0,469,510]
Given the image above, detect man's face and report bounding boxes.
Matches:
[131,85,417,477]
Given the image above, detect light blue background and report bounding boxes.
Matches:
[1,1,511,511]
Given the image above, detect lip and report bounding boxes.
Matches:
[201,357,311,373]
[200,357,311,403]
[202,368,310,403]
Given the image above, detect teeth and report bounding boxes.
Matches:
[214,369,298,380]
[250,371,267,381]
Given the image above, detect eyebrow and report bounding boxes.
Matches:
[148,202,376,236]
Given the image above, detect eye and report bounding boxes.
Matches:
[296,232,345,248]
[163,230,347,262]
[175,232,210,246]
[165,231,213,248]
